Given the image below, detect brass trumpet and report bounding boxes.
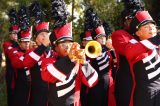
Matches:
[68,41,102,64]
[85,41,102,58]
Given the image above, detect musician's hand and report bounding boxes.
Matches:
[30,41,38,49]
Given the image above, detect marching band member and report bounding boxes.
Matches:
[8,26,32,106]
[84,8,115,106]
[79,31,93,106]
[103,21,117,80]
[6,3,51,106]
[3,8,19,106]
[125,10,160,106]
[6,6,33,106]
[41,22,98,106]
[111,1,145,105]
[24,2,51,106]
[41,0,98,106]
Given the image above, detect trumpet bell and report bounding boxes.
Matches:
[85,41,102,58]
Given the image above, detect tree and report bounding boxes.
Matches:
[1,0,159,48]
[143,0,160,27]
[71,0,124,42]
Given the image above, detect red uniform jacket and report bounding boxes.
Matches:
[124,38,160,106]
[41,56,98,106]
[3,40,19,89]
[6,44,48,69]
[112,30,160,106]
[111,30,134,106]
[6,44,50,106]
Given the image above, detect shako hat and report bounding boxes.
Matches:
[130,10,155,34]
[18,26,32,42]
[29,1,49,36]
[84,8,106,40]
[50,0,72,46]
[18,6,32,41]
[51,22,72,44]
[80,31,92,41]
[121,0,145,21]
[8,8,20,33]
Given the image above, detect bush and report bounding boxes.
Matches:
[0,68,7,106]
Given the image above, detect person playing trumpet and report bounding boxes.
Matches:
[41,22,98,106]
[41,0,98,106]
[84,8,116,106]
[79,31,94,106]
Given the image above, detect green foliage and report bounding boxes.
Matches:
[143,0,160,21]
[0,0,124,44]
[91,1,124,30]
[1,0,159,46]
[71,0,124,42]
[0,68,7,106]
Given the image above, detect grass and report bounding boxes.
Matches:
[0,68,7,106]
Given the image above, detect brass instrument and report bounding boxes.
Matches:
[68,42,86,64]
[29,41,38,49]
[68,41,102,64]
[85,41,102,58]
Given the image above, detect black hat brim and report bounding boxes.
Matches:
[35,29,49,36]
[56,37,73,43]
[138,20,156,28]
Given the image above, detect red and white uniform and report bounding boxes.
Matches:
[3,40,19,106]
[112,29,160,106]
[7,47,31,106]
[41,56,98,106]
[6,44,50,106]
[111,30,134,106]
[86,45,115,106]
[125,38,160,106]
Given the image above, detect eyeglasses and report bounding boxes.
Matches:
[58,42,73,47]
[9,32,17,35]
